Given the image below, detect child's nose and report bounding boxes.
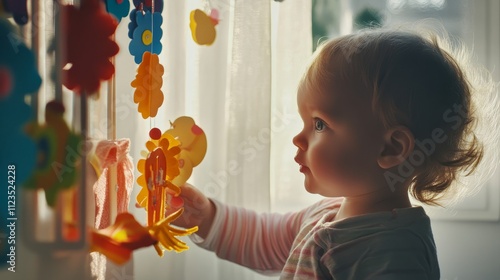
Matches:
[292,131,307,150]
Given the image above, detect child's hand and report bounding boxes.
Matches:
[167,183,216,239]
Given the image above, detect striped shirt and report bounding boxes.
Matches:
[191,198,440,279]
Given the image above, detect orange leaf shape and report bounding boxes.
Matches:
[131,52,164,118]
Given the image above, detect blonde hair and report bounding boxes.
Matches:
[301,26,499,205]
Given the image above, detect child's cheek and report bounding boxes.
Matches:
[314,147,357,185]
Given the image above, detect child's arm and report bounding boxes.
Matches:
[169,183,311,273]
[168,183,216,239]
[195,199,308,273]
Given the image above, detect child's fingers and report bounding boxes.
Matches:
[179,183,210,210]
[178,183,199,201]
[164,183,210,226]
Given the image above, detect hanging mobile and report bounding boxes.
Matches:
[91,0,204,263]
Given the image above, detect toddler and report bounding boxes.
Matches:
[171,28,492,279]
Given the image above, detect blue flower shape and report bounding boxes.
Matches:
[0,19,39,184]
[0,20,41,102]
[128,1,163,39]
[104,0,131,23]
[0,19,38,266]
[128,8,138,39]
[129,10,163,64]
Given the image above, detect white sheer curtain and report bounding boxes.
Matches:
[113,0,314,279]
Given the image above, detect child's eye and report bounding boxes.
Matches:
[314,118,326,132]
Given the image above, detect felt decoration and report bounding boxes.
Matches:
[90,208,197,264]
[1,0,28,25]
[103,0,131,23]
[0,18,39,269]
[127,8,139,39]
[164,116,207,187]
[24,101,83,207]
[128,9,163,64]
[62,0,119,94]
[189,9,218,46]
[136,130,182,225]
[0,19,41,100]
[130,51,164,118]
[148,208,198,255]
[0,18,41,185]
[90,212,157,264]
[149,127,162,139]
[127,0,164,40]
[135,118,207,217]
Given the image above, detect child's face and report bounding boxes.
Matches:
[293,75,386,197]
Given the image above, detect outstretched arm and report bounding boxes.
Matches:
[194,199,305,273]
[168,183,216,239]
[169,183,309,273]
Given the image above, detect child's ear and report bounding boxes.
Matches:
[377,125,415,169]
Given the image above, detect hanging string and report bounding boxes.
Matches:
[108,33,118,222]
[150,0,155,130]
[202,0,210,13]
[30,0,41,120]
[107,38,116,141]
[76,0,87,248]
[54,0,63,102]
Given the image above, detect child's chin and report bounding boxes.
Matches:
[303,181,317,194]
[304,181,344,197]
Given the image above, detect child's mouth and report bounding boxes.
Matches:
[294,156,308,173]
[298,164,309,173]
